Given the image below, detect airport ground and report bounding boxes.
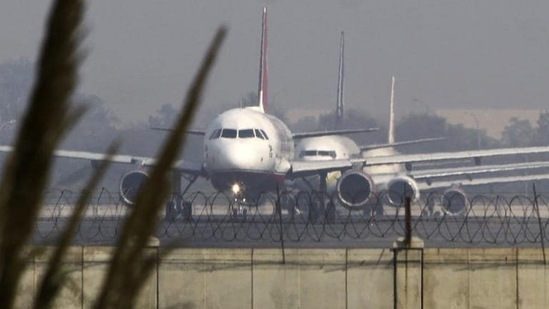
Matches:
[22,192,549,308]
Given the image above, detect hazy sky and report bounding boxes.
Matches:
[2,0,549,126]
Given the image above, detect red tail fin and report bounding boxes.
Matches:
[257,7,268,113]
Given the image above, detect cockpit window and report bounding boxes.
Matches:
[300,150,317,157]
[209,129,221,140]
[239,129,255,138]
[319,150,337,158]
[221,129,237,138]
[259,129,269,140]
[299,150,337,159]
[254,129,265,140]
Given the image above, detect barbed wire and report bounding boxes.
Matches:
[32,188,549,246]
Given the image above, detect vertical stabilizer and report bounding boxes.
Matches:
[257,7,268,113]
[388,76,395,144]
[336,31,345,128]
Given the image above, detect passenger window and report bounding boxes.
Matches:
[254,129,265,140]
[209,129,221,140]
[239,129,255,138]
[260,129,269,140]
[221,129,237,138]
[318,151,337,159]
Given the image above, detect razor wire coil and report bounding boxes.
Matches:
[33,188,549,247]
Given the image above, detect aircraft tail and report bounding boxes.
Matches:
[388,76,396,144]
[336,31,345,128]
[257,7,268,113]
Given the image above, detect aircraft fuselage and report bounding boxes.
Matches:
[204,107,294,196]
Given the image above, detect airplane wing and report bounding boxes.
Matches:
[0,145,149,165]
[150,126,206,136]
[289,159,353,178]
[0,145,205,175]
[416,173,549,191]
[410,161,549,182]
[288,146,549,182]
[140,158,206,176]
[354,146,549,167]
[293,128,378,139]
[360,137,446,151]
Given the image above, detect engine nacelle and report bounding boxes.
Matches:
[386,175,420,206]
[119,170,149,205]
[336,170,374,210]
[441,186,469,216]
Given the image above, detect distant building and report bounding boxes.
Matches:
[436,109,543,139]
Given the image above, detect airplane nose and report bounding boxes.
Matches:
[209,142,269,171]
[223,145,263,170]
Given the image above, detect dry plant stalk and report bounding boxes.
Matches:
[0,0,86,307]
[0,0,226,307]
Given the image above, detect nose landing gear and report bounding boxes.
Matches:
[231,198,248,221]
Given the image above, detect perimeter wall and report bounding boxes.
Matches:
[15,247,549,308]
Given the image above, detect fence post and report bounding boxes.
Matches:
[393,196,424,309]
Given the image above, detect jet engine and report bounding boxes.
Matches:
[441,186,469,216]
[119,170,149,205]
[386,175,420,206]
[336,170,374,210]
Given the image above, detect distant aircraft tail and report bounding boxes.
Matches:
[388,76,396,144]
[336,31,345,128]
[257,7,268,113]
[359,76,447,151]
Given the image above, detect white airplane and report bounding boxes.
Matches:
[2,7,549,220]
[0,7,375,219]
[294,32,549,216]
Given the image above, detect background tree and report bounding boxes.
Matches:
[395,113,448,152]
[0,60,33,124]
[148,103,178,128]
[501,117,535,147]
[396,112,499,153]
[535,110,549,145]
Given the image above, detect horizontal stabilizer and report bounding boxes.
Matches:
[293,127,378,139]
[360,137,446,151]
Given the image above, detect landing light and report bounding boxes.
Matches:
[231,183,241,195]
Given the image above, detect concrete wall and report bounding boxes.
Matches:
[15,247,549,308]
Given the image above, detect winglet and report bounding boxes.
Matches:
[336,31,345,128]
[388,76,395,144]
[257,7,268,113]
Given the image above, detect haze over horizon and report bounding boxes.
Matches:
[2,0,549,125]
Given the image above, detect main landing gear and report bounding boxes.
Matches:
[165,174,197,221]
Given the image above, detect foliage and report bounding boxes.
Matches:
[0,59,33,123]
[501,117,535,147]
[535,110,549,145]
[0,1,225,308]
[148,103,179,128]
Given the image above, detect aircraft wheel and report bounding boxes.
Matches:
[165,201,178,221]
[181,201,193,222]
[291,191,307,223]
[231,208,238,220]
